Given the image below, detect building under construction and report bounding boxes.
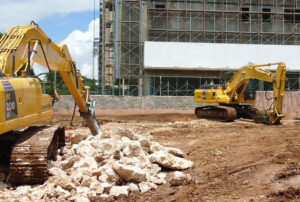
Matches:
[98,0,300,96]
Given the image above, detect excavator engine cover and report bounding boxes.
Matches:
[0,77,53,134]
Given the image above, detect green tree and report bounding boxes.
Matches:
[44,72,99,95]
[0,32,3,39]
[83,77,99,93]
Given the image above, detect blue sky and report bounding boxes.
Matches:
[38,11,97,43]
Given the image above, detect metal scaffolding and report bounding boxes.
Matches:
[99,0,300,96]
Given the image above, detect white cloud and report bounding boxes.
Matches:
[0,0,95,32]
[61,18,99,79]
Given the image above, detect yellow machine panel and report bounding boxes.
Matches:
[0,78,52,134]
[194,87,255,104]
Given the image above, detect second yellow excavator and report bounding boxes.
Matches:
[0,22,100,184]
[194,63,286,125]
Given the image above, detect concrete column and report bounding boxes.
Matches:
[139,1,148,96]
[143,74,151,96]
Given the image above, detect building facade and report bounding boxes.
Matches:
[99,0,300,96]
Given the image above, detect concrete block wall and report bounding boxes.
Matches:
[143,96,201,110]
[57,95,142,110]
[57,92,300,119]
[57,95,202,111]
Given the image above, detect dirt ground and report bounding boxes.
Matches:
[53,111,300,202]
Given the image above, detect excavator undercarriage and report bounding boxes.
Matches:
[195,104,264,123]
[0,126,65,185]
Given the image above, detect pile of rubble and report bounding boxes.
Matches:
[0,127,193,201]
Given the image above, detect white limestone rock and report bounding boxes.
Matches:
[99,194,111,199]
[139,138,151,148]
[49,167,66,176]
[73,141,96,157]
[73,157,98,170]
[169,171,192,186]
[31,189,45,200]
[18,196,30,202]
[149,142,164,153]
[143,163,161,176]
[101,182,114,192]
[76,186,90,197]
[149,151,193,170]
[105,167,120,183]
[81,176,95,187]
[55,179,76,191]
[128,183,140,193]
[61,156,80,169]
[74,196,90,202]
[15,185,31,196]
[98,173,109,183]
[71,132,88,145]
[149,176,166,185]
[166,147,184,157]
[138,182,157,193]
[90,181,104,195]
[53,186,71,199]
[115,127,139,140]
[113,162,146,182]
[123,141,143,157]
[91,168,102,177]
[109,186,129,197]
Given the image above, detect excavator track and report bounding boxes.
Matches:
[195,105,237,122]
[8,126,65,185]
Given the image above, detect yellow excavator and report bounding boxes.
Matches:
[0,22,100,184]
[194,62,286,125]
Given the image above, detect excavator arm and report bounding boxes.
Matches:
[225,62,286,124]
[0,23,100,134]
